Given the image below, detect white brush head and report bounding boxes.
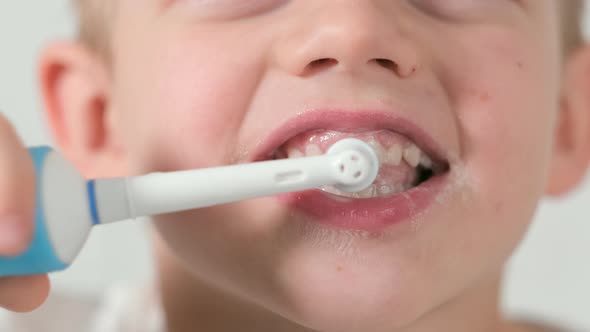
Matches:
[326,138,379,193]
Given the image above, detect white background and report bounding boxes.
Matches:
[0,1,588,330]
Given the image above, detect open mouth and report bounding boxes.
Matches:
[253,110,453,231]
[271,129,449,199]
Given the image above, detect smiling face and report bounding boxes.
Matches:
[43,0,589,331]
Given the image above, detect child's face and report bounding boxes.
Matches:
[63,1,577,330]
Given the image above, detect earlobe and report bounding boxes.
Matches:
[38,42,125,178]
[546,46,590,196]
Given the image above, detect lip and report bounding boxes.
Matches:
[279,173,448,232]
[251,109,452,232]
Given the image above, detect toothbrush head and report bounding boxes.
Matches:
[327,138,379,193]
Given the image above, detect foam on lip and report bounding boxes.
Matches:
[407,154,476,233]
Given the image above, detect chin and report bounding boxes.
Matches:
[266,237,435,332]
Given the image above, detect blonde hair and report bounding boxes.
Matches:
[72,0,585,55]
[561,0,586,55]
[71,0,112,54]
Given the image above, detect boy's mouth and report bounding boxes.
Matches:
[272,130,448,199]
[252,110,452,231]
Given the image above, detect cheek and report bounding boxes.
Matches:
[445,28,558,201]
[431,28,561,258]
[111,30,267,173]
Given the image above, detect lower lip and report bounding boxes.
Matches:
[278,173,449,232]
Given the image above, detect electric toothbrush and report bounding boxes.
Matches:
[0,138,379,277]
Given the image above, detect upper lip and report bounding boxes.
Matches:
[250,109,450,167]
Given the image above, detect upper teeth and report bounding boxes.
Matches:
[304,144,322,157]
[287,141,434,169]
[384,144,403,166]
[420,154,433,169]
[404,145,421,168]
[287,148,304,159]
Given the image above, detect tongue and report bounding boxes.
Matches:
[280,130,419,192]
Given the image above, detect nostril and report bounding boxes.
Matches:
[372,58,398,72]
[304,58,339,75]
[310,58,338,67]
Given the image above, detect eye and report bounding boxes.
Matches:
[407,0,520,22]
[176,0,288,19]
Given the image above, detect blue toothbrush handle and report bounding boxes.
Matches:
[0,147,70,277]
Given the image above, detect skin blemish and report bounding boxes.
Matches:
[479,92,491,103]
[468,88,492,104]
[516,61,524,69]
[336,265,343,272]
[495,201,504,214]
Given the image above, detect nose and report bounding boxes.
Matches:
[273,2,420,79]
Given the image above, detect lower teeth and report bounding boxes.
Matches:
[322,183,410,199]
[322,166,434,199]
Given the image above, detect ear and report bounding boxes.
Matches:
[38,42,127,179]
[547,45,590,196]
